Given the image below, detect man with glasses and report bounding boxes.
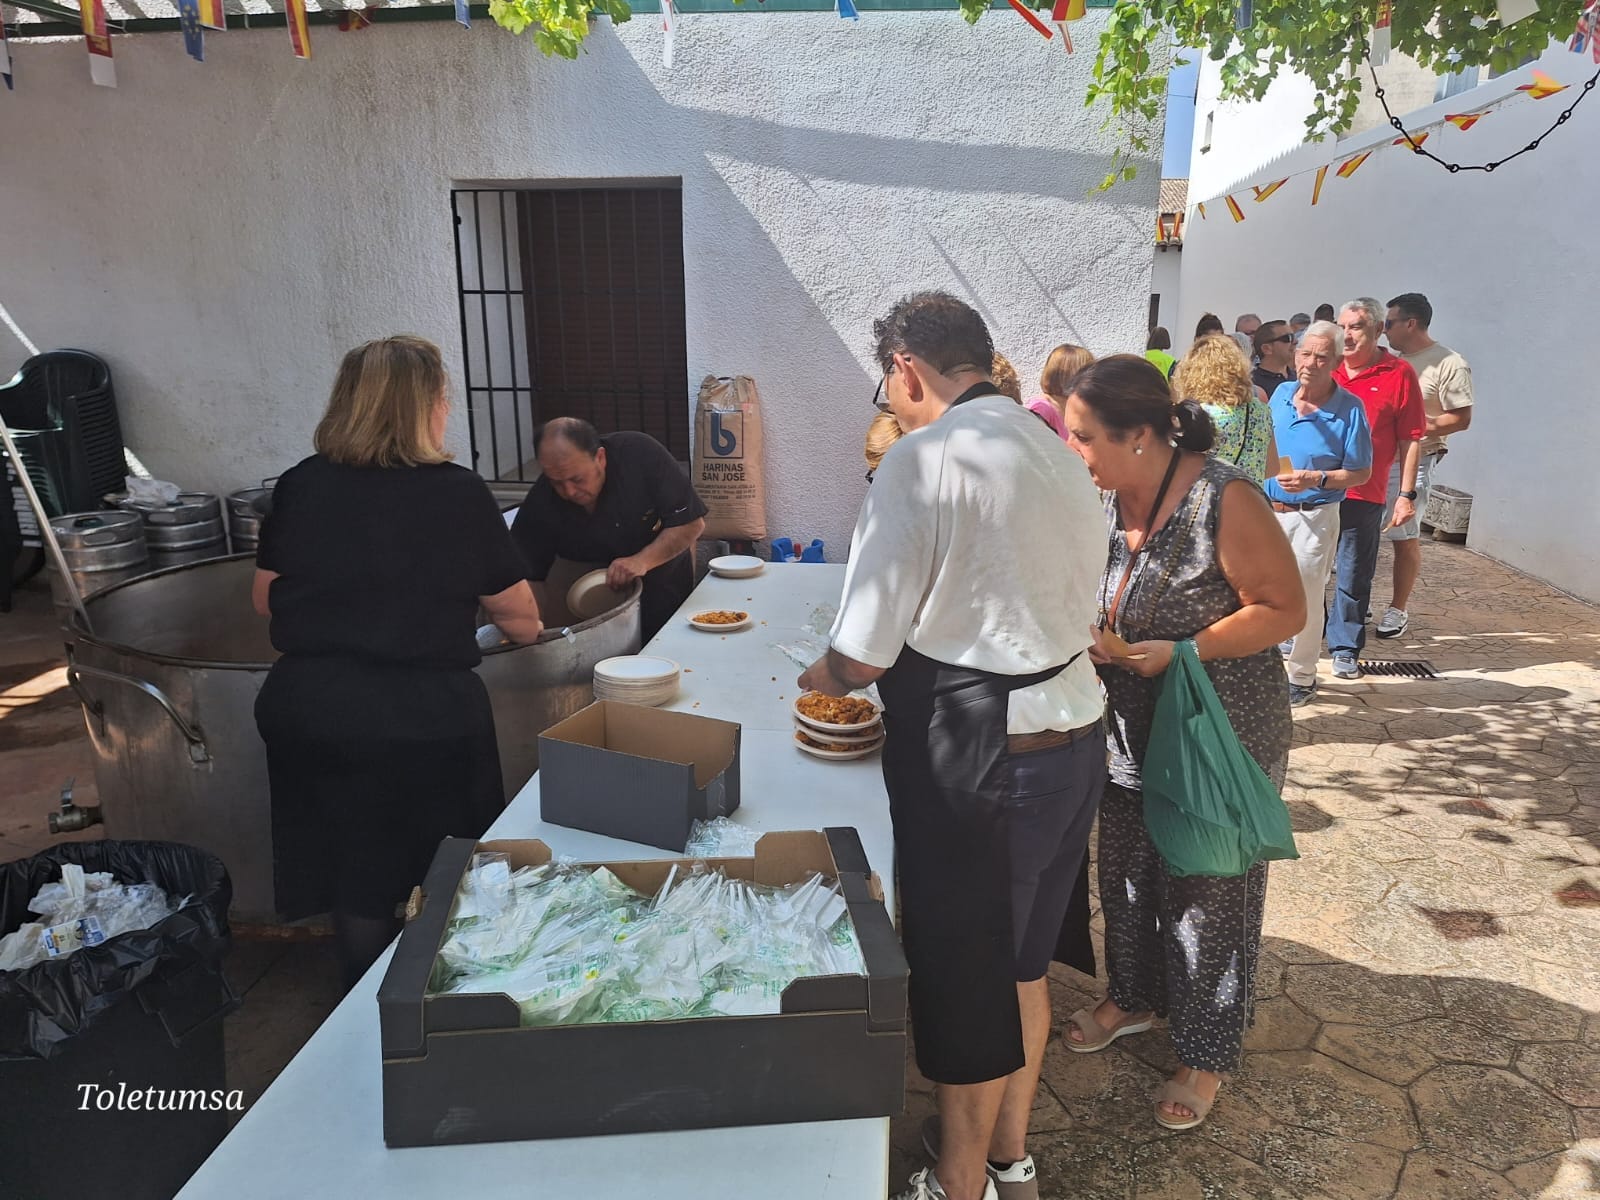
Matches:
[1251,320,1296,395]
[1373,293,1475,639]
[801,292,1104,1200]
[1327,298,1425,680]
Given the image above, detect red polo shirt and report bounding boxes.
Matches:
[1333,350,1426,505]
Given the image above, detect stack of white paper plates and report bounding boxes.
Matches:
[708,554,765,579]
[593,655,681,707]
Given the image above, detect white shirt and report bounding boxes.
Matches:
[830,395,1106,735]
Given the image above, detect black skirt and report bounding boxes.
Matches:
[255,656,506,921]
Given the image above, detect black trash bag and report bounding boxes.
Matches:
[0,840,232,1061]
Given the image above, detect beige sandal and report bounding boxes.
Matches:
[1153,1077,1222,1131]
[1063,1004,1154,1054]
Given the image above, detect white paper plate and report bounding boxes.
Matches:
[794,731,884,760]
[688,610,752,633]
[566,570,617,621]
[594,655,681,683]
[708,555,765,578]
[594,683,678,708]
[792,693,884,734]
[792,720,882,748]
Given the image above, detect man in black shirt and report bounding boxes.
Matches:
[510,418,707,642]
[1251,320,1296,396]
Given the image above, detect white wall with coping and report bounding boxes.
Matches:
[0,13,1157,558]
[1150,248,1181,335]
[1178,48,1600,601]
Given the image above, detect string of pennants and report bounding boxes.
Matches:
[1187,60,1588,228]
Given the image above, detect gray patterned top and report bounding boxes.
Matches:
[1097,454,1292,791]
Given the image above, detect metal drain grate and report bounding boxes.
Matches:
[1358,659,1441,679]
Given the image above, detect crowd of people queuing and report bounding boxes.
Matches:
[246,285,1474,1200]
[812,288,1474,1200]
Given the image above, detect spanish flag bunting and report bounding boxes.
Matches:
[1197,202,1207,220]
[1051,0,1086,18]
[81,0,116,86]
[1445,111,1488,130]
[1006,0,1054,40]
[1225,194,1245,222]
[1251,178,1287,203]
[1335,150,1372,178]
[285,0,311,58]
[1393,131,1430,150]
[1517,69,1567,98]
[1370,0,1393,65]
[1311,164,1329,205]
[1,18,12,90]
[197,0,225,31]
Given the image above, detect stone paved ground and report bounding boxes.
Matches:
[890,539,1600,1200]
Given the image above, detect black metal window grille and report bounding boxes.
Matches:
[451,185,689,483]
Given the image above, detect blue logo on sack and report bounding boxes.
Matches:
[708,411,742,459]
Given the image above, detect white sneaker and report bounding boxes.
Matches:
[1375,607,1409,639]
[891,1166,998,1200]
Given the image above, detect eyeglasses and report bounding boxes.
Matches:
[1382,318,1409,330]
[1263,333,1294,346]
[871,362,896,412]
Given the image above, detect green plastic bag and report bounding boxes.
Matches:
[1141,641,1299,877]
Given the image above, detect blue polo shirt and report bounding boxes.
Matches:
[1263,381,1373,506]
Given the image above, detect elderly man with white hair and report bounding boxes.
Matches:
[1328,298,1426,681]
[1264,321,1373,706]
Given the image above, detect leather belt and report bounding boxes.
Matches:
[1007,719,1102,756]
[1271,500,1330,513]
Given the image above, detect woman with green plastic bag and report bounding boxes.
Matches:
[1057,355,1306,1132]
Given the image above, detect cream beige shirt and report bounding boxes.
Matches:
[1402,341,1474,457]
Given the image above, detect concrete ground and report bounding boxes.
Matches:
[4,537,1597,1197]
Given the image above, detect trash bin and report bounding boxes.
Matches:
[0,841,238,1200]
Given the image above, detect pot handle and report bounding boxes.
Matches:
[67,663,212,764]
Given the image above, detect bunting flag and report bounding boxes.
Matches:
[1572,0,1600,59]
[1197,202,1207,219]
[1393,131,1430,150]
[1336,150,1373,178]
[1251,178,1287,202]
[456,0,470,26]
[1225,194,1245,222]
[1517,69,1568,98]
[285,0,311,57]
[1370,0,1392,65]
[660,0,674,67]
[1496,0,1538,25]
[1311,164,1329,205]
[837,0,859,20]
[337,7,374,29]
[1,19,12,91]
[1051,0,1084,51]
[81,0,116,86]
[1445,110,1488,130]
[197,0,225,30]
[1006,0,1055,40]
[177,0,205,59]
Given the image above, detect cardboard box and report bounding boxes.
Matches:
[537,700,740,852]
[377,828,907,1148]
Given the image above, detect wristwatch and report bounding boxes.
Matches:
[1318,471,1328,489]
[1399,489,1418,501]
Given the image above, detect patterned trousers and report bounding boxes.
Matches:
[1097,781,1268,1074]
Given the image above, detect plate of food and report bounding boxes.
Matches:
[794,729,885,760]
[708,554,765,579]
[794,723,882,749]
[792,691,884,734]
[688,609,752,632]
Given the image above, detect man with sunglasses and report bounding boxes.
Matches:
[1251,320,1296,396]
[802,292,1104,1200]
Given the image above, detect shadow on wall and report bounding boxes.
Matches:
[891,937,1600,1198]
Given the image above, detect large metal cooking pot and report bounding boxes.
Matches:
[66,554,641,922]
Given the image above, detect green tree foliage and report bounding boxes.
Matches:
[1011,1,1575,187]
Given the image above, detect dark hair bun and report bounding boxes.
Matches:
[1172,398,1215,453]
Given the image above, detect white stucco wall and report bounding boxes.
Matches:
[0,12,1157,558]
[1150,248,1181,334]
[1179,49,1600,602]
